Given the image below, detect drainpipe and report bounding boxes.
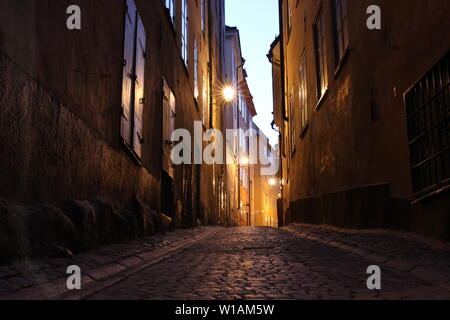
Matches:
[207,0,215,225]
[278,0,287,227]
[279,0,287,122]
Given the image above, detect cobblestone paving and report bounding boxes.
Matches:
[86,226,450,300]
[285,224,450,277]
[2,225,450,300]
[0,227,215,298]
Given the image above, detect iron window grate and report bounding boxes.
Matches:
[405,51,450,197]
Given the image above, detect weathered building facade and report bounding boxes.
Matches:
[249,124,280,228]
[224,26,252,226]
[271,0,450,239]
[0,0,227,262]
[224,26,278,227]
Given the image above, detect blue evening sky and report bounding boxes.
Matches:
[225,0,280,146]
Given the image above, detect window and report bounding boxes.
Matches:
[239,130,244,152]
[332,0,349,68]
[287,0,292,34]
[241,100,247,124]
[181,0,189,66]
[194,39,199,100]
[202,73,208,126]
[164,0,176,26]
[314,8,328,101]
[201,0,206,33]
[263,146,268,160]
[299,51,308,131]
[405,52,450,197]
[289,87,296,155]
[121,0,146,159]
[283,120,288,157]
[284,120,291,178]
[162,78,176,178]
[238,91,242,113]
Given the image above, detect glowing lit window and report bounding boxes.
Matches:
[313,8,328,100]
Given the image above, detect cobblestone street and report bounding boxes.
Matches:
[2,225,450,300]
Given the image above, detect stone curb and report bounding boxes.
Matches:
[283,226,450,289]
[0,228,219,300]
[291,223,450,251]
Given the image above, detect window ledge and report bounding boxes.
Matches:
[181,61,189,77]
[194,96,200,110]
[333,47,351,80]
[162,8,177,38]
[411,183,450,205]
[315,88,329,111]
[300,122,310,138]
[122,139,143,167]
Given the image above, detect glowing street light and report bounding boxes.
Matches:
[269,178,277,186]
[223,86,235,102]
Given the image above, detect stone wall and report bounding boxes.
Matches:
[0,195,168,265]
[0,50,172,265]
[0,50,160,210]
[290,184,450,241]
[278,0,450,240]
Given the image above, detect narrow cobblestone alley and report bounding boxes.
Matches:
[3,225,450,300]
[86,227,450,300]
[1,0,449,308]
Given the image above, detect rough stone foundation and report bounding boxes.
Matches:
[289,184,450,241]
[0,196,167,265]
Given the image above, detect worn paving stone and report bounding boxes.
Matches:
[0,227,216,298]
[85,227,450,300]
[2,225,450,300]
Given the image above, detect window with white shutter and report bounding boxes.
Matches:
[133,16,146,158]
[163,78,176,178]
[121,0,147,160]
[121,0,137,147]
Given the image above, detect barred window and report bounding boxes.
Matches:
[405,51,450,197]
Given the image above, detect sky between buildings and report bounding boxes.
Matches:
[225,0,280,147]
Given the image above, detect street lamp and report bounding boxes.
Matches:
[269,178,276,186]
[223,86,235,102]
